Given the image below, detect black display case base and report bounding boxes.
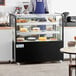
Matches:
[16,41,63,63]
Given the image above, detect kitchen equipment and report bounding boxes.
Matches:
[14,7,22,14]
[23,2,29,14]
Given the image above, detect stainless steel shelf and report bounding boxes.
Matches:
[17,22,58,26]
[17,40,59,43]
[17,31,60,36]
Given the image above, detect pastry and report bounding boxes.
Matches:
[16,19,28,23]
[48,18,56,22]
[50,38,57,41]
[20,28,28,32]
[39,37,47,41]
[32,27,40,32]
[17,37,25,41]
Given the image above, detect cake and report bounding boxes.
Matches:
[17,37,25,42]
[38,37,47,41]
[50,38,57,41]
[20,28,28,32]
[16,19,28,23]
[48,18,56,22]
[32,27,40,32]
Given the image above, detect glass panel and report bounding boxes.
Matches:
[10,14,62,42]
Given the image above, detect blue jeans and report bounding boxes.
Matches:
[37,25,46,31]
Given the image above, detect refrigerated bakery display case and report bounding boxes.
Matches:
[9,14,63,63]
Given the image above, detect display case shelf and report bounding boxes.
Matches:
[17,40,61,43]
[17,31,60,36]
[17,22,58,26]
[15,14,58,18]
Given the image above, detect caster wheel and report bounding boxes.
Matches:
[59,60,63,63]
[17,62,21,65]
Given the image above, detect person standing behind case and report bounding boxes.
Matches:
[29,0,49,31]
[29,0,49,14]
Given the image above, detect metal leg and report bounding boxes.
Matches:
[69,54,72,64]
[69,65,72,76]
[69,54,72,76]
[75,55,76,76]
[68,54,72,76]
[69,55,76,76]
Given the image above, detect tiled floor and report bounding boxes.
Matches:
[0,61,75,76]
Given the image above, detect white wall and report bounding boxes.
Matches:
[0,0,76,17]
[64,27,76,59]
[0,0,30,23]
[50,0,76,16]
[0,29,13,61]
[0,0,30,13]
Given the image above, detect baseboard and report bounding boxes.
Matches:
[64,58,76,61]
[0,61,16,64]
